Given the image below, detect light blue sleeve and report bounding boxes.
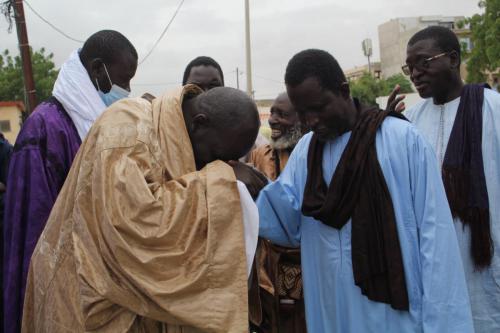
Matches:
[256,136,310,248]
[407,127,474,333]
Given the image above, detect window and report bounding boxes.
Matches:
[0,120,11,132]
[460,37,473,52]
[439,22,453,29]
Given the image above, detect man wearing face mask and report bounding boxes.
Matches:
[3,30,137,333]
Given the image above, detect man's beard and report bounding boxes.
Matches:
[270,123,303,150]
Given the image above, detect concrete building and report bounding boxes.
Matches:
[345,62,382,81]
[378,16,470,78]
[0,101,24,143]
[255,98,273,126]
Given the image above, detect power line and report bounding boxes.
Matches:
[24,0,186,64]
[24,0,84,43]
[254,73,284,84]
[139,0,186,65]
[132,82,179,86]
[254,92,283,99]
[237,70,283,85]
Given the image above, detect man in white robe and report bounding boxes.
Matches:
[402,26,500,332]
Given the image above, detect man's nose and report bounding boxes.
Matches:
[268,115,279,126]
[199,84,210,92]
[410,66,423,81]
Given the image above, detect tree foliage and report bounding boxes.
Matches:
[385,74,414,93]
[461,0,500,83]
[349,73,413,107]
[0,48,59,104]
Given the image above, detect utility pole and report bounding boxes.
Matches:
[13,0,37,114]
[236,67,240,90]
[244,0,253,98]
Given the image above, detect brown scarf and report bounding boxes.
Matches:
[442,84,492,269]
[301,104,409,311]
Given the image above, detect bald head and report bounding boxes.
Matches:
[197,87,259,128]
[183,87,260,169]
[274,92,289,103]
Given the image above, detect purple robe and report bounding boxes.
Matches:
[3,97,81,333]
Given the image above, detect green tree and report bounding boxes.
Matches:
[384,74,414,94]
[0,47,59,104]
[349,73,413,107]
[461,0,500,83]
[349,73,384,107]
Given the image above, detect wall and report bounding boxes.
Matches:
[256,99,273,126]
[0,104,23,143]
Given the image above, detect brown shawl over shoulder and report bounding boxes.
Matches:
[442,84,492,269]
[302,105,409,311]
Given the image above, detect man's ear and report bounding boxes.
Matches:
[449,50,460,70]
[191,113,209,133]
[89,58,106,89]
[89,58,104,78]
[339,82,351,100]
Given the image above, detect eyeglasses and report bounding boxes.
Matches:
[402,52,449,76]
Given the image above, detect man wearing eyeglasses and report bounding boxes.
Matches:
[401,26,500,333]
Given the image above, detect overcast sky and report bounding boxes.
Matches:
[0,0,480,99]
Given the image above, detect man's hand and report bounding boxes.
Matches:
[386,84,406,113]
[228,161,268,200]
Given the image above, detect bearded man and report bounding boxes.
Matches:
[249,92,307,333]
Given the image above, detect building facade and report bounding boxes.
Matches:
[255,98,273,126]
[0,101,24,143]
[345,62,382,81]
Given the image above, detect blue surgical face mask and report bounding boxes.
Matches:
[96,63,130,107]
